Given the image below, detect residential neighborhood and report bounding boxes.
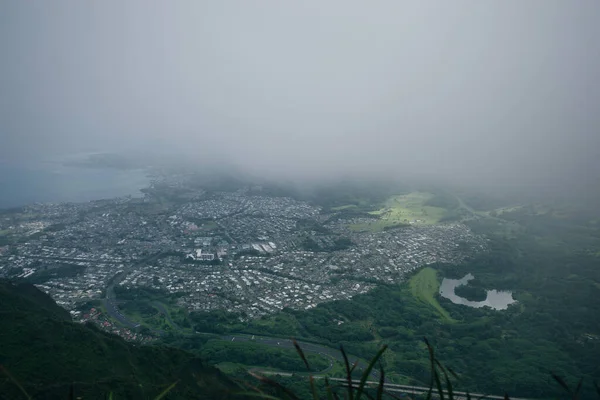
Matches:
[0,181,488,336]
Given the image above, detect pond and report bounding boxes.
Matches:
[439,273,516,310]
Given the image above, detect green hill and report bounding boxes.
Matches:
[0,280,242,399]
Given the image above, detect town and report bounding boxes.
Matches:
[0,179,488,337]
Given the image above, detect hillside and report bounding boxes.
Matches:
[0,280,242,399]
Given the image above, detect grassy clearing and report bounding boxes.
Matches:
[215,361,245,374]
[377,192,446,224]
[216,361,311,375]
[119,301,185,332]
[248,313,303,335]
[409,267,454,322]
[487,205,524,216]
[331,204,358,211]
[349,192,446,232]
[215,361,285,375]
[198,220,218,231]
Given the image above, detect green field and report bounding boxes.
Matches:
[198,220,218,231]
[113,286,193,332]
[375,192,446,224]
[331,204,358,211]
[408,267,454,322]
[349,192,447,232]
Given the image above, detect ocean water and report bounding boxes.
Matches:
[0,163,150,209]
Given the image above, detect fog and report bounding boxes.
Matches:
[1,1,599,190]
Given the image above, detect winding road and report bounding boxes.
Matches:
[102,264,377,378]
[97,199,527,399]
[217,333,379,377]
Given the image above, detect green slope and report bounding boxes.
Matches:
[409,267,454,322]
[0,280,243,399]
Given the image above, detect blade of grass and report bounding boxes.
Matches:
[435,359,454,400]
[593,381,600,397]
[68,384,74,400]
[248,370,300,400]
[0,364,32,400]
[238,379,294,400]
[433,369,445,400]
[340,345,354,400]
[355,344,388,400]
[153,381,179,400]
[308,375,319,400]
[350,360,359,375]
[381,391,406,400]
[363,392,377,400]
[238,379,269,396]
[503,393,510,400]
[551,373,572,395]
[236,392,287,400]
[466,392,472,400]
[292,339,311,372]
[324,377,334,400]
[376,363,385,400]
[574,377,583,400]
[423,338,435,400]
[447,366,459,380]
[292,339,318,400]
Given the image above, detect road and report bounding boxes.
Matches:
[219,334,378,377]
[101,254,375,377]
[104,276,375,377]
[25,255,122,264]
[102,251,164,329]
[452,193,506,223]
[100,252,529,398]
[251,376,530,400]
[331,378,531,400]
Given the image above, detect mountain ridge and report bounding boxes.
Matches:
[0,279,242,399]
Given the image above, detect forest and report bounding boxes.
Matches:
[0,280,242,399]
[187,203,600,398]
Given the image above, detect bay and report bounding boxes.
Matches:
[0,162,150,209]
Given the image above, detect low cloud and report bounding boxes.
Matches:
[1,1,599,193]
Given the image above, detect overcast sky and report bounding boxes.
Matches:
[1,1,599,187]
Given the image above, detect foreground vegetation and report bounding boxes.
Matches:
[3,182,600,399]
[246,338,600,400]
[0,280,242,399]
[185,191,600,399]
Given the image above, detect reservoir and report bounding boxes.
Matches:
[439,273,516,310]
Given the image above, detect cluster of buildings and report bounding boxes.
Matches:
[76,307,154,342]
[0,182,488,333]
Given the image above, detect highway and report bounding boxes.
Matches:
[250,376,530,400]
[100,254,531,398]
[102,252,164,329]
[101,250,376,376]
[328,378,530,400]
[102,266,377,378]
[218,334,379,377]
